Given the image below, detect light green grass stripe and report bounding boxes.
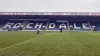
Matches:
[0,33,53,51]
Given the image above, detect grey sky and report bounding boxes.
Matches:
[0,0,99,12]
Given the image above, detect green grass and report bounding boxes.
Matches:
[0,31,100,56]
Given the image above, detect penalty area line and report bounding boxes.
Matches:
[0,33,53,51]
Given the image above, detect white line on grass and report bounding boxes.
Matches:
[0,33,53,51]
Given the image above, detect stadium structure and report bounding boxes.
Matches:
[0,12,100,31]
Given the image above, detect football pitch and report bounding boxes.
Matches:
[0,31,100,56]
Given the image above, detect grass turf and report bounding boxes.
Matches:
[0,31,100,56]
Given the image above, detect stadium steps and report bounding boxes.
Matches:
[67,21,70,31]
[46,22,49,30]
[88,22,93,31]
[22,21,29,30]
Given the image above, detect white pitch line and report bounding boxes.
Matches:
[0,33,53,51]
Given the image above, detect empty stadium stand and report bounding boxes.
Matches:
[0,19,100,31]
[0,12,100,31]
